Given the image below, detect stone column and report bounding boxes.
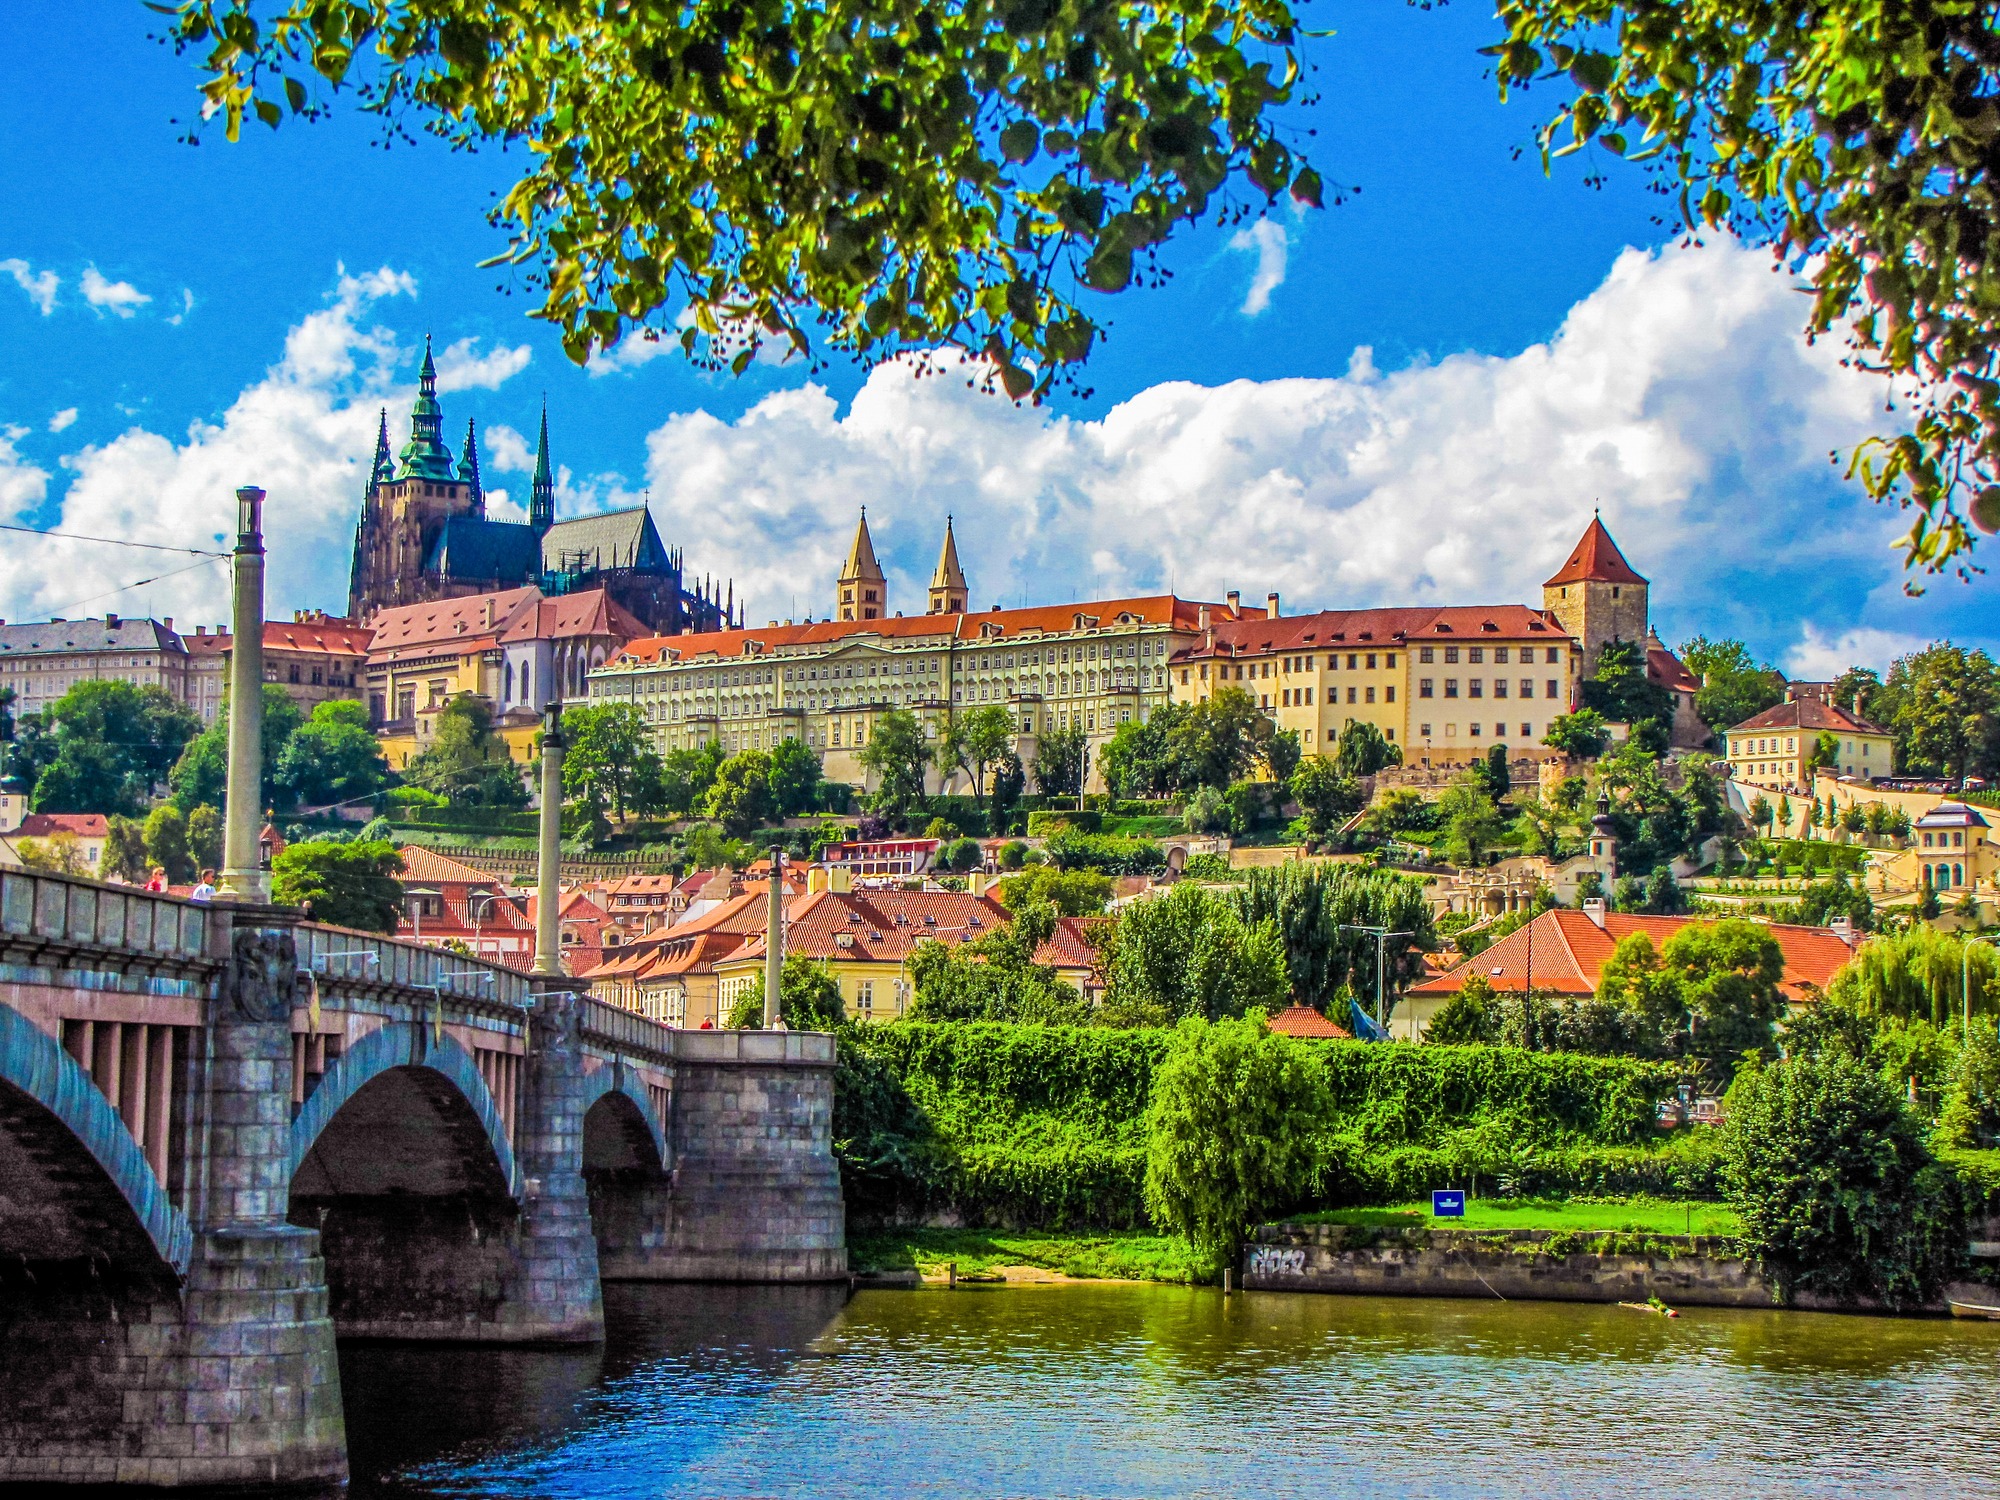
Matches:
[219,486,270,905]
[495,984,605,1342]
[763,851,784,1028]
[534,701,564,975]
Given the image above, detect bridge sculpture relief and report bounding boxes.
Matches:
[0,870,845,1489]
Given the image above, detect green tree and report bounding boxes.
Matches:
[561,702,666,822]
[26,680,202,817]
[1438,773,1505,866]
[1331,718,1399,777]
[1748,793,1773,835]
[1826,925,2000,1027]
[704,749,777,836]
[186,803,224,873]
[171,685,306,813]
[1938,1022,2000,1151]
[1423,972,1502,1045]
[1581,639,1675,740]
[1031,723,1090,799]
[1264,728,1302,783]
[988,750,1026,833]
[1882,644,2000,786]
[1830,666,1884,722]
[661,741,724,816]
[996,864,1113,916]
[406,694,527,808]
[1168,686,1269,791]
[939,705,1015,809]
[1288,756,1364,841]
[143,804,195,883]
[1231,861,1435,1014]
[176,0,1318,403]
[857,708,932,820]
[1142,1014,1332,1260]
[726,955,847,1031]
[1543,708,1610,759]
[907,900,1090,1025]
[15,832,90,877]
[1593,932,1687,1050]
[270,838,406,932]
[1721,1053,1965,1307]
[1096,704,1188,797]
[766,735,822,818]
[1663,919,1786,1075]
[1104,881,1287,1024]
[1805,731,1843,777]
[104,815,150,883]
[1477,743,1512,801]
[1679,636,1785,735]
[273,698,392,809]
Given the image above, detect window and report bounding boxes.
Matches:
[1495,647,1509,664]
[1420,647,1434,664]
[1444,646,1460,664]
[1469,680,1484,698]
[1493,679,1508,699]
[1420,723,1432,737]
[1470,722,1482,736]
[1445,680,1459,698]
[1420,679,1434,698]
[1347,686,1358,704]
[1546,680,1560,698]
[1469,647,1484,664]
[1386,654,1396,667]
[1521,679,1534,699]
[1521,723,1531,738]
[1364,686,1375,703]
[1385,686,1396,703]
[1547,648,1561,664]
[1365,653,1377,670]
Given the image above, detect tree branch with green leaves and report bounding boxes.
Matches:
[166,0,1324,400]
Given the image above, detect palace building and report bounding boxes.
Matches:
[346,339,734,636]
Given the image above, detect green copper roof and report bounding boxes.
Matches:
[398,336,458,482]
[529,399,555,531]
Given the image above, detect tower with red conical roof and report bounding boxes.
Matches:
[1542,511,1650,676]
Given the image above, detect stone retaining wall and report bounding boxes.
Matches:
[1244,1222,1778,1307]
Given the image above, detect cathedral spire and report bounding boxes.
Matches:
[397,335,457,481]
[927,514,968,614]
[529,398,555,534]
[837,507,886,621]
[458,418,484,515]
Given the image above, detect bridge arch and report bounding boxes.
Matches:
[580,1064,667,1175]
[0,1003,191,1286]
[289,1023,517,1199]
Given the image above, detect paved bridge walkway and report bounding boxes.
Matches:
[0,869,843,1489]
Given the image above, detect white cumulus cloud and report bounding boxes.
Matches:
[637,239,1989,661]
[1783,624,1936,678]
[2,257,59,316]
[48,408,77,434]
[80,266,152,318]
[0,425,50,523]
[1228,219,1289,317]
[433,336,533,393]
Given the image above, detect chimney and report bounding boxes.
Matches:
[829,866,853,894]
[1828,914,1856,946]
[1226,590,1241,616]
[1198,605,1211,631]
[196,625,207,637]
[105,612,119,628]
[1582,897,1608,929]
[161,617,172,633]
[807,865,831,895]
[1266,592,1280,619]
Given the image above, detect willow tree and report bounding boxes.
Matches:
[1491,0,2000,574]
[167,0,1322,400]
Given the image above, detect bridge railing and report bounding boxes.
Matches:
[0,870,214,966]
[295,923,535,1009]
[579,995,677,1063]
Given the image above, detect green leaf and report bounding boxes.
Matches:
[1289,166,1323,209]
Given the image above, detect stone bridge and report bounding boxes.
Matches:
[0,869,844,1489]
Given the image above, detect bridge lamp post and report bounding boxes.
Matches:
[471,891,504,960]
[218,485,270,904]
[533,700,565,976]
[764,849,785,1029]
[1339,923,1413,1032]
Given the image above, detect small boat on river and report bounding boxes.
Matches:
[1944,1284,2000,1320]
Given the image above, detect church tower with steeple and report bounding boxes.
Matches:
[927,515,968,614]
[837,509,887,621]
[1542,512,1650,676]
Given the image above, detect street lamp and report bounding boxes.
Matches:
[1340,924,1414,1031]
[471,892,504,960]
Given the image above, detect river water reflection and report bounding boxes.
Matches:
[342,1282,2000,1498]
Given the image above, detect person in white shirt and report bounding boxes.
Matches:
[189,869,217,903]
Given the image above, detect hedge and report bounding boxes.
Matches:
[1027,809,1101,836]
[389,806,541,837]
[836,1022,1691,1231]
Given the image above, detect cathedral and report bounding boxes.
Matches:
[346,340,735,634]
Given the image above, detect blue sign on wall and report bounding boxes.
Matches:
[1432,1189,1466,1218]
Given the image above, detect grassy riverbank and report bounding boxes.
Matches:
[849,1229,1216,1284]
[1301,1196,1743,1236]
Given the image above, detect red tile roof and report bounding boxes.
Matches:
[1174,604,1571,660]
[1266,1003,1353,1039]
[731,888,1010,965]
[184,618,373,658]
[16,813,108,838]
[614,594,1251,666]
[1646,646,1699,696]
[494,588,647,645]
[1544,517,1647,587]
[395,845,507,886]
[1412,908,1859,1003]
[365,587,542,658]
[1724,698,1890,738]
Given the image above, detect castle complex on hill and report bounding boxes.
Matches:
[346,339,735,636]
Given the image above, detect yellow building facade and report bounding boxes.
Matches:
[1721,697,1894,793]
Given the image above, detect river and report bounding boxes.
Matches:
[340,1282,2000,1499]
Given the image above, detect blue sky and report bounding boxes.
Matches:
[0,1,1989,671]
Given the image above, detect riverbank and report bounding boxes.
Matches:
[849,1229,1215,1285]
